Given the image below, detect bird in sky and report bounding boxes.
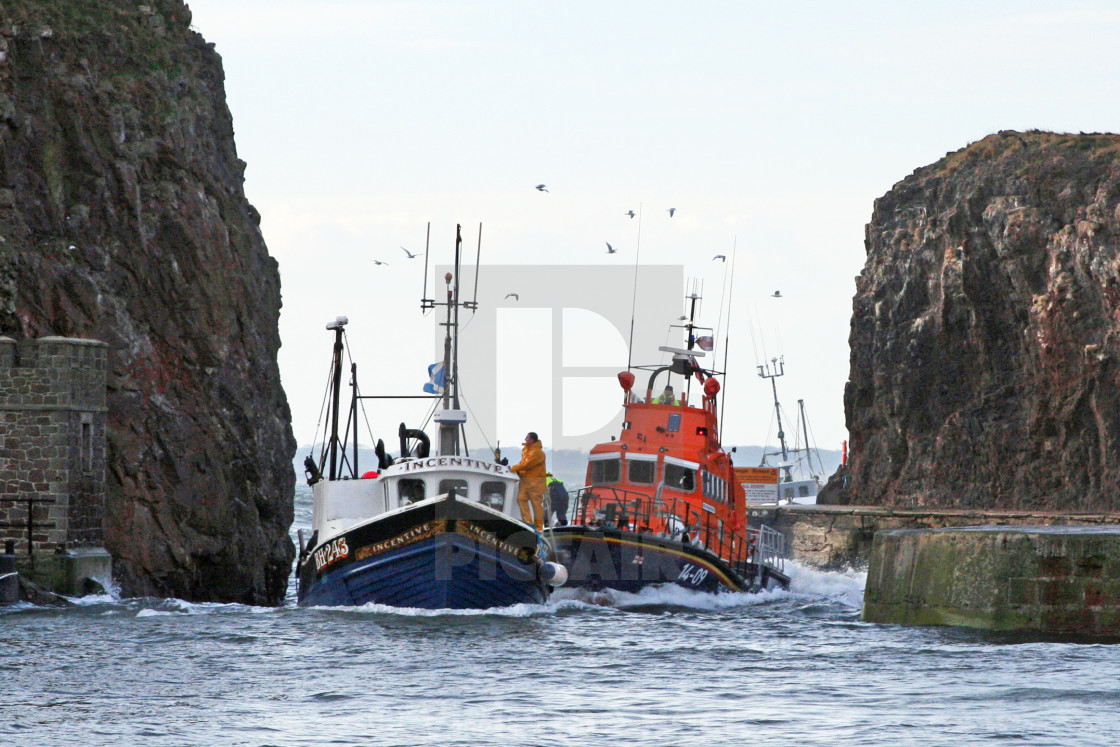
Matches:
[535,184,548,192]
[371,259,389,266]
[606,242,616,254]
[713,254,726,262]
[667,208,676,217]
[772,290,782,298]
[401,246,418,259]
[505,293,519,301]
[625,210,635,219]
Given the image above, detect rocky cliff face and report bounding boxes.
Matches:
[0,0,295,603]
[844,131,1120,511]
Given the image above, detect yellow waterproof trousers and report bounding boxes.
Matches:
[517,476,546,530]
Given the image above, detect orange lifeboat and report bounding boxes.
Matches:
[551,320,790,594]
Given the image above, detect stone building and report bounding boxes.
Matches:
[0,336,110,592]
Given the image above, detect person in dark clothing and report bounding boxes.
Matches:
[546,473,569,526]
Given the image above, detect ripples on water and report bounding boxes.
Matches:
[3,503,1119,746]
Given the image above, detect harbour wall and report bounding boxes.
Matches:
[748,504,1120,570]
[0,336,111,595]
[861,526,1120,635]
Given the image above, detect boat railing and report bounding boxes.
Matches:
[573,485,758,571]
[747,524,785,575]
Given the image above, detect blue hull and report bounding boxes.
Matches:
[297,500,550,609]
[301,534,548,608]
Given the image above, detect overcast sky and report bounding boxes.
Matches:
[185,1,1120,458]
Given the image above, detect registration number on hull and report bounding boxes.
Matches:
[314,537,350,571]
[677,563,710,587]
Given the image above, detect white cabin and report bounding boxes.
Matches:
[311,455,523,541]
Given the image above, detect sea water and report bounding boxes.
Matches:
[2,489,1118,747]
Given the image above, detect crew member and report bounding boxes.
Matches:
[511,432,547,530]
[546,473,569,526]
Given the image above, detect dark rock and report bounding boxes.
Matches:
[847,131,1120,511]
[18,576,75,607]
[80,576,106,596]
[0,0,295,603]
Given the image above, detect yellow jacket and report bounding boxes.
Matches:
[511,440,547,479]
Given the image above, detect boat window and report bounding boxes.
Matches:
[439,478,469,498]
[702,471,726,503]
[480,481,507,510]
[664,463,696,492]
[590,458,621,484]
[629,459,656,485]
[399,478,426,504]
[667,413,681,432]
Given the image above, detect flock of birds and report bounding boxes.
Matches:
[371,184,781,301]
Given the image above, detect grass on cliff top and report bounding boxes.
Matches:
[0,0,186,37]
[946,130,1120,166]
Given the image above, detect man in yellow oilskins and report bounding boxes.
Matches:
[510,431,547,529]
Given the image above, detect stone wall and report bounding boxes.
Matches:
[862,526,1120,635]
[0,336,107,552]
[750,504,1120,570]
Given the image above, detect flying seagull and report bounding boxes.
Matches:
[625,210,636,219]
[401,246,418,259]
[772,290,782,298]
[667,208,676,217]
[535,184,548,192]
[371,259,389,266]
[505,293,519,301]
[712,254,726,262]
[606,242,617,254]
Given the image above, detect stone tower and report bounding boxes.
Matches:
[0,336,110,592]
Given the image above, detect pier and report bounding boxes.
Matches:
[861,526,1120,635]
[748,504,1120,570]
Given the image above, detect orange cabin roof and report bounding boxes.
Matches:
[585,394,745,530]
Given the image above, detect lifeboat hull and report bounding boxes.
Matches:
[550,525,751,594]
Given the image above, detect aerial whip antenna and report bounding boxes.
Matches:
[471,223,482,313]
[626,202,643,371]
[420,221,432,311]
[720,240,737,429]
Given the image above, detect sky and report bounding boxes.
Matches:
[183,0,1120,458]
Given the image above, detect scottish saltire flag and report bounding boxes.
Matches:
[423,361,446,394]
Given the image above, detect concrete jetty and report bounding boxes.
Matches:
[862,525,1120,635]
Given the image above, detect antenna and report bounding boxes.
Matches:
[471,223,482,311]
[758,355,790,473]
[420,221,431,309]
[626,202,643,371]
[720,240,736,429]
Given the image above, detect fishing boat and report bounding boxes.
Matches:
[749,357,826,505]
[296,227,567,609]
[550,292,790,594]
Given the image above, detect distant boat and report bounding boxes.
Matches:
[296,227,566,609]
[549,291,790,595]
[751,357,825,505]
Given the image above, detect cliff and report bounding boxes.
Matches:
[844,131,1120,512]
[0,0,295,603]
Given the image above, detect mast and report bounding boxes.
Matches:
[351,362,359,475]
[798,398,811,477]
[758,356,790,478]
[326,316,348,480]
[420,224,479,457]
[438,264,458,456]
